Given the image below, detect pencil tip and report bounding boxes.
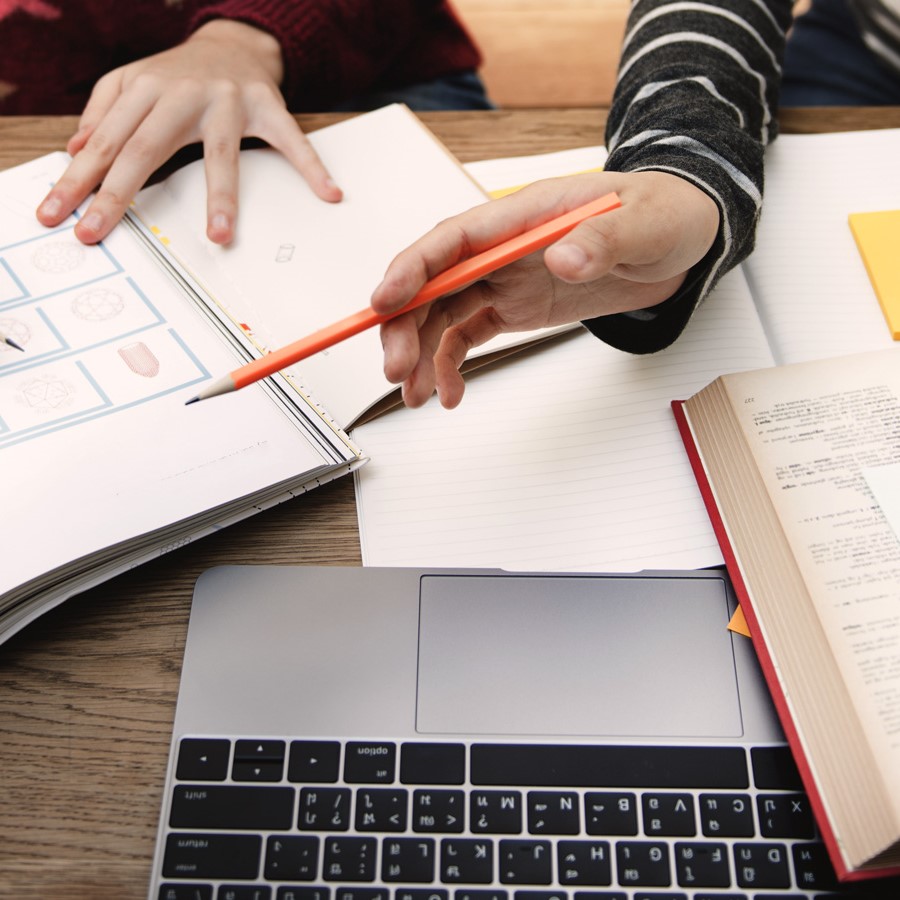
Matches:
[6,338,24,352]
[185,395,200,406]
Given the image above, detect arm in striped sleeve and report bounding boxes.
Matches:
[583,0,794,353]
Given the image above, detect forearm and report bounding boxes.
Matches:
[588,0,794,352]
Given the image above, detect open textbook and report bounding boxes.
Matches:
[674,349,900,880]
[354,128,900,572]
[0,104,536,642]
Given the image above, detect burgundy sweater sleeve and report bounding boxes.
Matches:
[187,0,481,110]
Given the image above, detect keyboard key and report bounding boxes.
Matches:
[512,893,567,900]
[584,793,638,836]
[698,794,755,837]
[218,887,272,900]
[355,788,408,832]
[382,837,436,882]
[615,841,670,887]
[673,841,730,888]
[572,892,627,900]
[440,838,493,883]
[323,836,378,882]
[170,786,294,830]
[498,840,552,884]
[344,742,396,783]
[276,889,329,900]
[413,789,465,833]
[687,894,746,900]
[232,740,285,782]
[471,745,748,788]
[471,791,523,834]
[159,885,214,900]
[642,794,696,837]
[289,741,341,783]
[791,842,838,892]
[401,743,466,785]
[264,836,319,882]
[395,890,448,900]
[176,739,230,782]
[334,890,388,900]
[455,892,507,900]
[557,840,612,886]
[750,747,803,790]
[163,833,262,880]
[757,793,815,838]
[299,787,352,831]
[235,740,286,761]
[527,792,579,835]
[733,842,790,889]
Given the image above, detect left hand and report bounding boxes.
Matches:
[35,19,342,245]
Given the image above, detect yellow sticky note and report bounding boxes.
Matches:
[848,209,900,340]
[728,606,751,638]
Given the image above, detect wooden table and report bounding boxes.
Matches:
[1,107,899,899]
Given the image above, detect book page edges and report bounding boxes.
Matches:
[673,393,900,880]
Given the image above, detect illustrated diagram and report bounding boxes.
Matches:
[0,225,209,448]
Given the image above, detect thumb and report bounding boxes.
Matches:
[543,215,619,284]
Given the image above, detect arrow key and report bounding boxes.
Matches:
[176,738,230,782]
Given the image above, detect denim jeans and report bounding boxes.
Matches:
[330,70,495,112]
[781,0,900,105]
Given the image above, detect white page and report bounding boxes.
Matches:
[355,267,774,571]
[132,105,535,430]
[466,145,608,196]
[1,155,355,630]
[746,129,900,364]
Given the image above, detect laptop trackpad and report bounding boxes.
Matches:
[416,573,743,737]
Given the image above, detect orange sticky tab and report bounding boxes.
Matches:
[728,606,751,638]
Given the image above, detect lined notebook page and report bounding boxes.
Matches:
[745,129,900,364]
[354,267,774,571]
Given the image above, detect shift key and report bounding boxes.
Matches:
[170,784,294,830]
[163,832,262,879]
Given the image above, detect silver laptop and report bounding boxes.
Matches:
[147,565,878,899]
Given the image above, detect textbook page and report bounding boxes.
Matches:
[132,105,562,431]
[745,128,900,363]
[721,350,900,804]
[354,266,774,571]
[0,154,360,641]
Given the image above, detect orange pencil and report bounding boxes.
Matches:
[186,192,621,404]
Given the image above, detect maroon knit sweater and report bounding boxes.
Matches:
[0,0,481,114]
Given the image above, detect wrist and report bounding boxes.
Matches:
[189,18,284,85]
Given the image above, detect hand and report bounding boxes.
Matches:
[35,19,342,245]
[373,170,720,409]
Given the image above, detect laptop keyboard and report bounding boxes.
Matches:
[153,738,894,900]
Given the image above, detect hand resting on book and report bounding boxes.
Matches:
[35,19,342,246]
[373,171,720,409]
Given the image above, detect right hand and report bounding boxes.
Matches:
[373,170,721,409]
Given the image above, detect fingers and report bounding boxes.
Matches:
[262,107,343,204]
[201,88,245,244]
[36,20,345,247]
[38,78,198,243]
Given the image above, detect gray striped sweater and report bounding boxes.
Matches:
[584,0,794,353]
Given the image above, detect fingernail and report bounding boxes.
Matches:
[80,212,104,234]
[553,243,589,273]
[211,213,229,233]
[39,196,62,219]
